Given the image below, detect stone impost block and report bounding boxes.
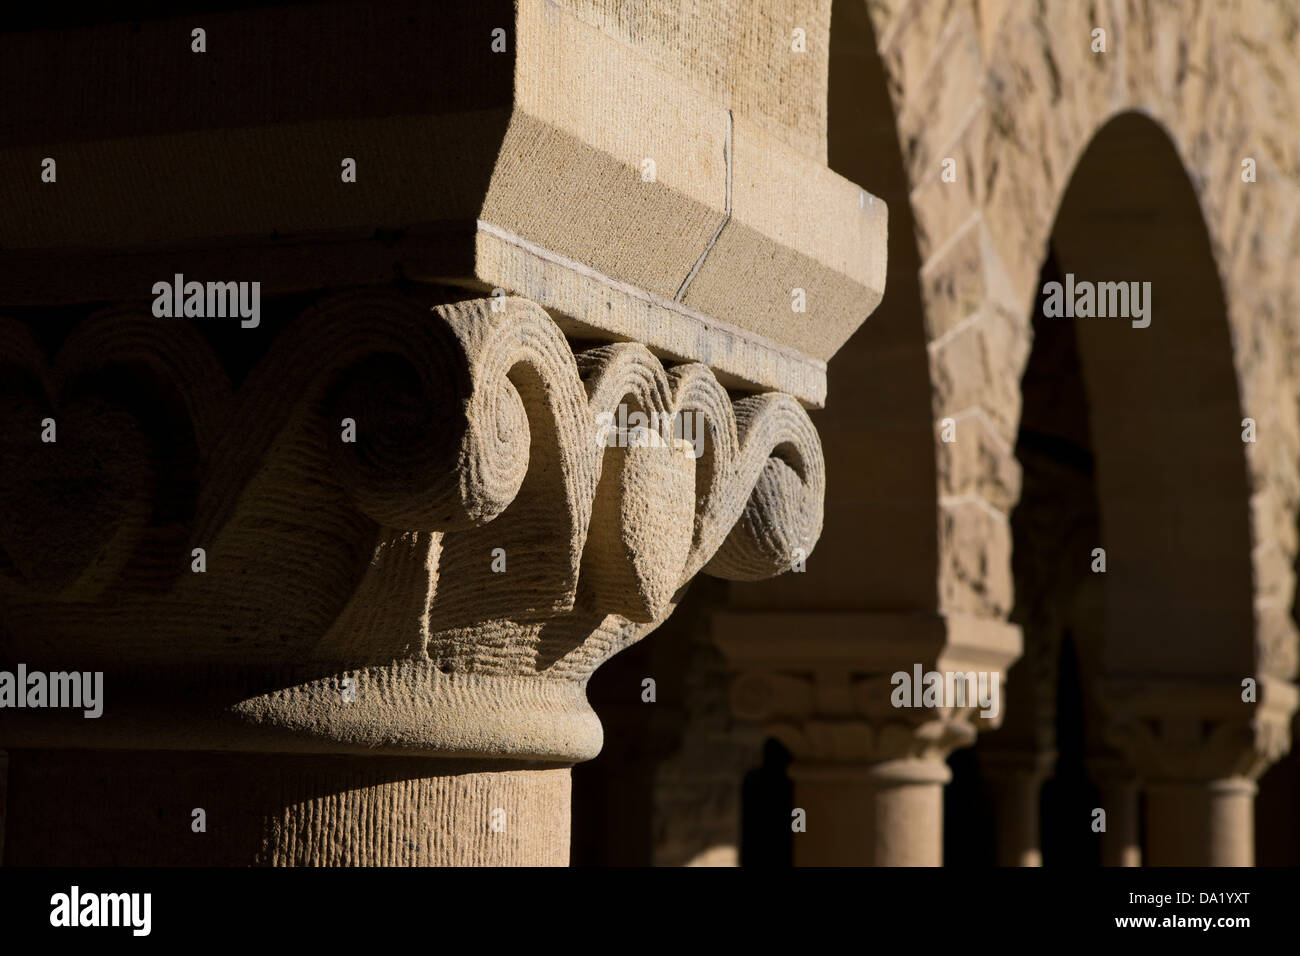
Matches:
[0,0,886,407]
[1100,676,1299,784]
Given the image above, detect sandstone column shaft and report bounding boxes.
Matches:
[792,759,949,866]
[4,749,570,866]
[1144,777,1255,867]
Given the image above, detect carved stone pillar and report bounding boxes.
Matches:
[716,612,1021,865]
[1103,678,1298,866]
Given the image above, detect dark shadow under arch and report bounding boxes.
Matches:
[1052,111,1255,681]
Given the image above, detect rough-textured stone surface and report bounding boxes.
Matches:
[853,0,1300,684]
[6,751,572,866]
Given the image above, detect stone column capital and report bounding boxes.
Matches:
[716,612,1022,765]
[0,291,826,766]
[1100,676,1298,783]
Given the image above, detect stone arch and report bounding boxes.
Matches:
[866,1,1300,667]
[1053,111,1292,866]
[975,109,1271,865]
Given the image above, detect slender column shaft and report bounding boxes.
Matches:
[1144,777,1255,867]
[791,758,950,866]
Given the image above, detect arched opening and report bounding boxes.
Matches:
[1058,113,1254,682]
[973,111,1259,865]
